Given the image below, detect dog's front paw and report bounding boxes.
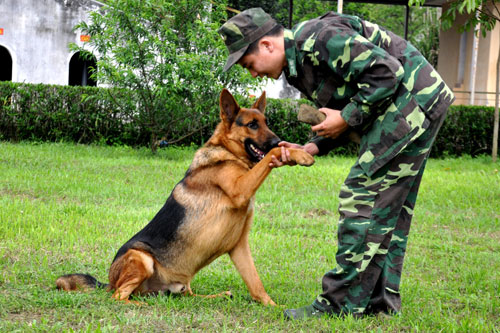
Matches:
[289,150,315,167]
[258,296,277,306]
[268,299,277,306]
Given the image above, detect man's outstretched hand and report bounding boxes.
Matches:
[269,142,319,168]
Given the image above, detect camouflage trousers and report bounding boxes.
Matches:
[313,111,447,316]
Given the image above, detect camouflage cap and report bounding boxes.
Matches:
[219,7,278,72]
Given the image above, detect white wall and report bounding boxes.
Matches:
[0,0,101,85]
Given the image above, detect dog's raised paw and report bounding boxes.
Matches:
[291,151,315,167]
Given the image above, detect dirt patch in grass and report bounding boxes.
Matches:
[304,208,334,219]
[0,188,40,201]
[3,312,43,328]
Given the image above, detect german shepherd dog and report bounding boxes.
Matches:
[56,89,314,306]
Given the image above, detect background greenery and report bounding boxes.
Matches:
[0,81,497,158]
[0,142,498,331]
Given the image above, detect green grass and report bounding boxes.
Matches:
[1,141,499,332]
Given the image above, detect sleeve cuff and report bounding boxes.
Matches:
[341,102,362,127]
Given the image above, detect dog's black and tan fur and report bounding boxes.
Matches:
[56,89,314,305]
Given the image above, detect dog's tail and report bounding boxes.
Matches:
[55,273,108,291]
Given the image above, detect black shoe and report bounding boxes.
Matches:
[283,304,326,320]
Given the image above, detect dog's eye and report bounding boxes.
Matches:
[247,121,259,130]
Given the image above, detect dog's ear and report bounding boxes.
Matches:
[251,91,266,114]
[220,89,240,125]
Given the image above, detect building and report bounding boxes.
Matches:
[438,1,500,106]
[0,0,102,86]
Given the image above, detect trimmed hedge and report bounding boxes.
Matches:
[0,81,497,157]
[0,81,148,146]
[432,105,496,157]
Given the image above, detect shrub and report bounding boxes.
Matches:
[0,81,497,158]
[432,105,496,157]
[0,82,148,145]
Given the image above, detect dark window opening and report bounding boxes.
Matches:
[0,45,12,81]
[69,52,96,86]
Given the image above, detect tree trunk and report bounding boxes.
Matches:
[493,33,499,163]
[151,132,158,154]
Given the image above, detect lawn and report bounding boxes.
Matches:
[0,142,499,332]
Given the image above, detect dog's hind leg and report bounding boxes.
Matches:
[109,249,155,303]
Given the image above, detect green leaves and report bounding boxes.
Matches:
[409,0,500,38]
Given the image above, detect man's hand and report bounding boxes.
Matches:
[269,142,319,168]
[311,108,349,139]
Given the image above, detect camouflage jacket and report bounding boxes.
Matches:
[284,12,455,176]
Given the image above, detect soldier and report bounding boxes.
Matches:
[219,8,454,320]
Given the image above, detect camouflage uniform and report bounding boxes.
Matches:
[219,9,455,317]
[283,12,454,315]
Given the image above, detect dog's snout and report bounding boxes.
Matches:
[269,136,281,149]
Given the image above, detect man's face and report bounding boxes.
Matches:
[237,40,284,80]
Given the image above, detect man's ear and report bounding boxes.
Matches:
[219,89,240,125]
[251,91,266,114]
[259,39,274,53]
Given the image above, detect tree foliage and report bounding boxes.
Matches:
[71,0,257,151]
[409,0,500,37]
